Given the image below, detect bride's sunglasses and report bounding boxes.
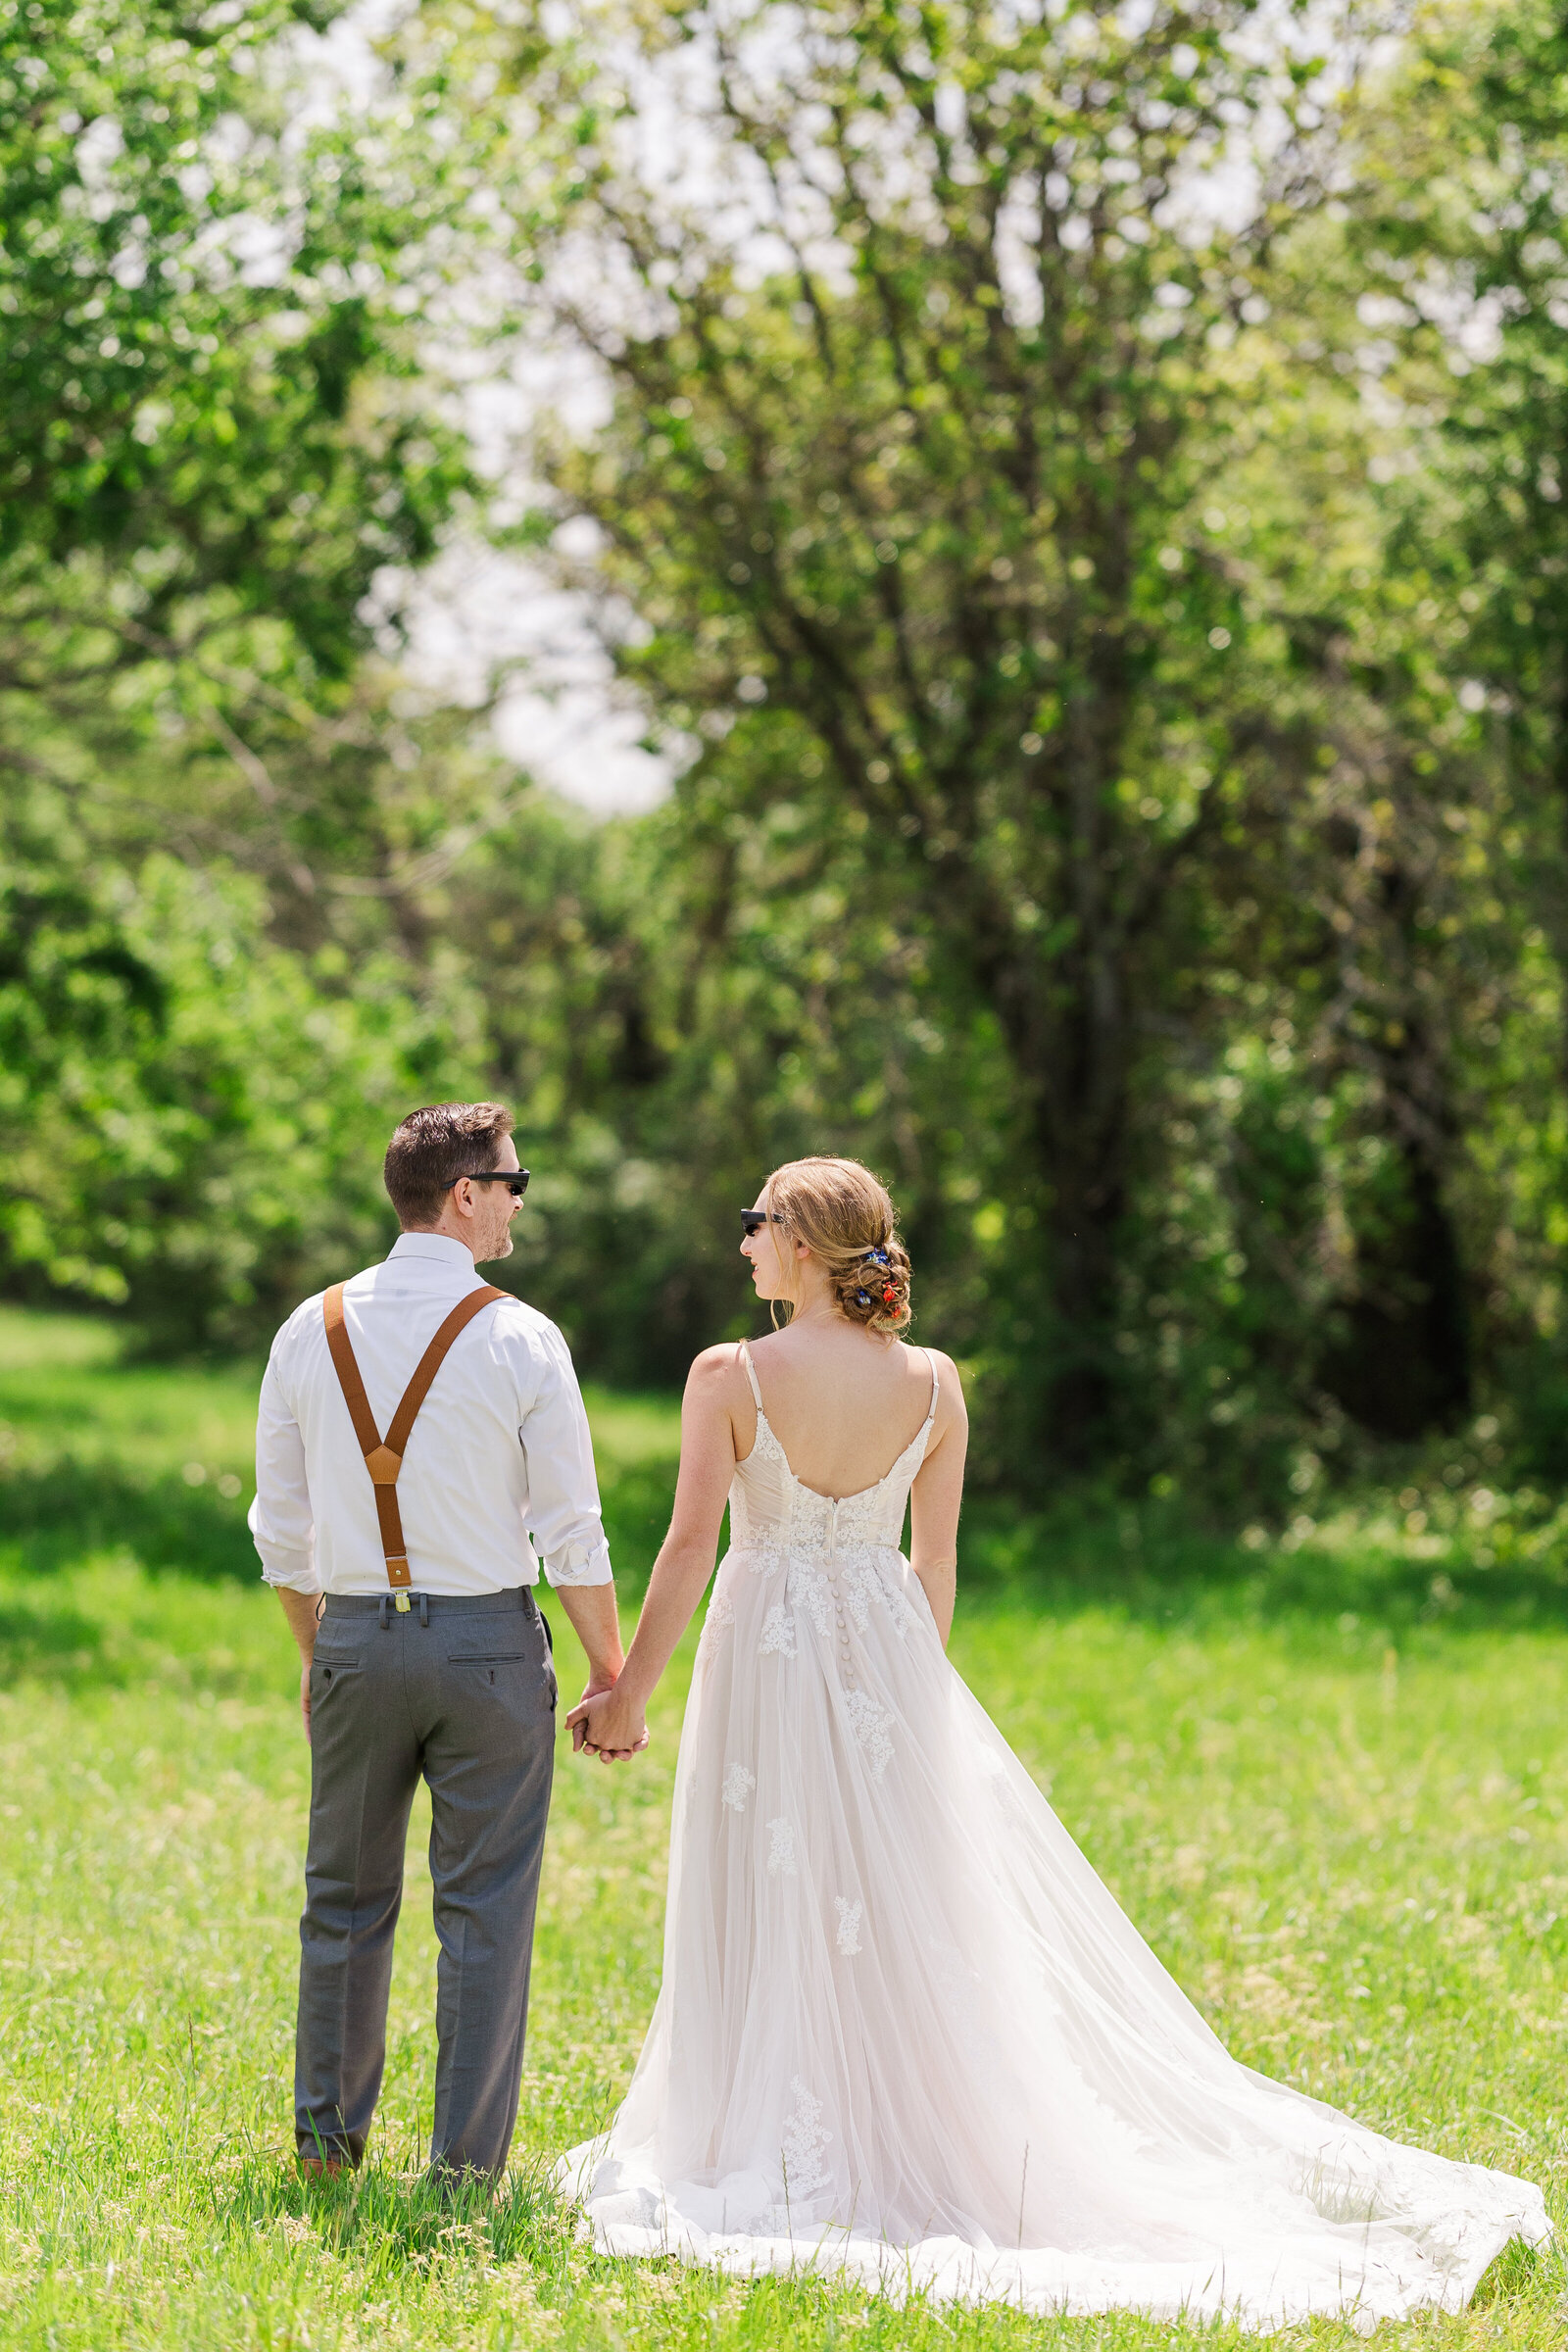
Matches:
[740,1209,786,1236]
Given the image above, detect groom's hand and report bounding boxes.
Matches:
[565,1685,649,1763]
[570,1664,618,1755]
[273,1585,322,1746]
[554,1582,634,1755]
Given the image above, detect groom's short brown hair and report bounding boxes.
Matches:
[383,1101,514,1228]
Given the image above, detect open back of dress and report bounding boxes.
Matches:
[560,1347,1546,2327]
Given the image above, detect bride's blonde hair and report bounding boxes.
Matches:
[762,1156,912,1334]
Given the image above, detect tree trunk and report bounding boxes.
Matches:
[980,915,1134,1465]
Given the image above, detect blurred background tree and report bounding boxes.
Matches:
[4,0,1567,1514]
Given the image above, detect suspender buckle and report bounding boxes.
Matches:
[394,1591,411,1614]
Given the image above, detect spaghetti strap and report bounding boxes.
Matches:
[920,1346,940,1431]
[737,1339,764,1411]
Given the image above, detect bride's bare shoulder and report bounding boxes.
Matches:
[919,1346,968,1424]
[684,1341,754,1397]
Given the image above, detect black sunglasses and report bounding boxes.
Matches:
[740,1209,786,1235]
[454,1169,530,1198]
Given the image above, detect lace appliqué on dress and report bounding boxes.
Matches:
[722,1763,756,1812]
[787,1557,833,1640]
[759,1602,797,1658]
[697,1585,735,1661]
[874,1559,923,1639]
[842,1562,877,1633]
[844,1688,895,1781]
[766,1816,798,1876]
[781,2076,832,2199]
[834,1895,863,1956]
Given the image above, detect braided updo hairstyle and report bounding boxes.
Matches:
[763,1155,912,1335]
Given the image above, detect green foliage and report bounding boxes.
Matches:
[9,0,1568,1507]
[0,0,505,1348]
[455,0,1351,1453]
[398,0,1568,1491]
[0,808,472,1345]
[0,0,465,656]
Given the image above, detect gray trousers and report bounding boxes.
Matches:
[295,1586,557,2179]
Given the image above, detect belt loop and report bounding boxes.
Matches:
[418,1592,429,1628]
[378,1593,389,1632]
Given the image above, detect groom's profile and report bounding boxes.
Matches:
[249,1101,627,2182]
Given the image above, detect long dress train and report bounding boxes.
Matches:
[559,1345,1549,2328]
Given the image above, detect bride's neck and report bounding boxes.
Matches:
[785,1269,841,1328]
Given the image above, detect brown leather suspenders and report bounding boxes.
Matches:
[322,1281,507,1606]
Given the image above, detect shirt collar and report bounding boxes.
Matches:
[388,1232,479,1273]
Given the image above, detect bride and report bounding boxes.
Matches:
[561,1155,1548,2328]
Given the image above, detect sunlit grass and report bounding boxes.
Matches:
[0,1309,1565,2344]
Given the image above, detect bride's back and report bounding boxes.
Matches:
[742,1322,936,1499]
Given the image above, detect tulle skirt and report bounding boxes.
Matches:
[558,1540,1549,2328]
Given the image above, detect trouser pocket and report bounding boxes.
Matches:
[447,1624,555,1709]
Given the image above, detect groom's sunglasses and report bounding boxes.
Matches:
[740,1209,786,1236]
[454,1169,530,1198]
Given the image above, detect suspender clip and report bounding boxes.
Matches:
[395,1591,411,1614]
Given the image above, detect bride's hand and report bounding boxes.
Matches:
[566,1685,650,1763]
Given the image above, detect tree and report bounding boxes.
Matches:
[1329,0,1568,1440]
[425,0,1384,1458]
[1,0,464,660]
[0,0,492,1334]
[0,0,478,966]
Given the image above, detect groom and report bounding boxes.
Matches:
[250,1100,631,2182]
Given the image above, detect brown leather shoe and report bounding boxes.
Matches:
[297,2153,349,2180]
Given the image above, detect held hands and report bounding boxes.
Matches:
[566,1676,649,1765]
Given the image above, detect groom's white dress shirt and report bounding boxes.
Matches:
[249,1232,612,1597]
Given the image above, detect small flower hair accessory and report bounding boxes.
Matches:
[865,1245,891,1268]
[882,1286,896,1304]
[856,1288,872,1306]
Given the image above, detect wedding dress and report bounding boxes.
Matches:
[559,1345,1548,2328]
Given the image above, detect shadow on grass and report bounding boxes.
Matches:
[0,1577,279,1697]
[223,2145,579,2284]
[0,1453,682,1591]
[961,1499,1568,1635]
[0,1591,115,1688]
[8,1446,1568,1645]
[0,1459,256,1582]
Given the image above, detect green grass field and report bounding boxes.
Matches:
[0,1308,1565,2346]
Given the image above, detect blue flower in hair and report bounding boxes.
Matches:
[866,1246,891,1268]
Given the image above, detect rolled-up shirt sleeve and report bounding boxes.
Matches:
[248,1338,320,1593]
[513,1317,613,1588]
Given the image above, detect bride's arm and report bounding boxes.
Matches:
[564,1348,742,1760]
[908,1351,968,1647]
